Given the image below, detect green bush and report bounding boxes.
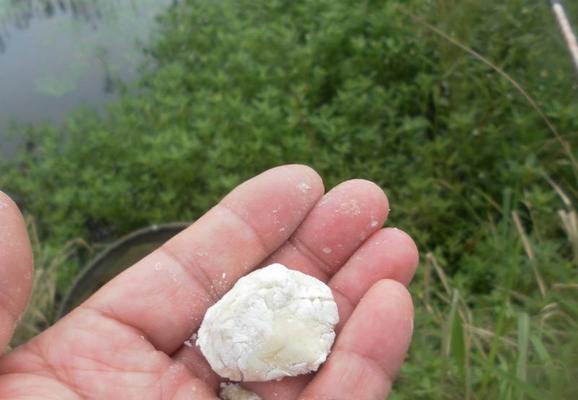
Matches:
[2,0,577,398]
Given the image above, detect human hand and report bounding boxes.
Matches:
[0,165,418,399]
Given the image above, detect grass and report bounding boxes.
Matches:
[398,181,578,399]
[2,0,578,398]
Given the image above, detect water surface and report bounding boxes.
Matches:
[0,0,175,157]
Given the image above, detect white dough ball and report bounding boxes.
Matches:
[196,263,339,382]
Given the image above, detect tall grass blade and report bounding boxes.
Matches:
[516,312,530,400]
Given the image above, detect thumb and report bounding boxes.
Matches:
[0,191,34,351]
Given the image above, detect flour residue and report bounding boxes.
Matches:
[338,199,361,215]
[196,249,208,257]
[272,206,281,225]
[169,270,180,284]
[297,182,312,194]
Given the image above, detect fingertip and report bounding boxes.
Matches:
[0,190,18,212]
[283,177,390,277]
[0,189,34,350]
[300,278,414,400]
[341,278,414,374]
[0,190,32,262]
[380,228,420,285]
[366,278,414,319]
[264,164,325,198]
[284,163,325,192]
[353,179,389,204]
[335,179,389,219]
[383,227,419,259]
[328,227,419,311]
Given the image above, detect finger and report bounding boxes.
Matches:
[82,165,324,353]
[300,280,414,400]
[244,228,417,399]
[175,180,388,384]
[330,227,419,330]
[268,179,389,281]
[0,191,34,350]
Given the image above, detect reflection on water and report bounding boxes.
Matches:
[0,0,175,157]
[1,1,108,52]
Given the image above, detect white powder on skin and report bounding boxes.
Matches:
[338,199,361,215]
[219,383,262,400]
[197,263,339,382]
[297,182,312,193]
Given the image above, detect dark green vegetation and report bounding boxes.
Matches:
[2,0,577,398]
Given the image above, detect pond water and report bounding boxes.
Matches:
[0,0,176,157]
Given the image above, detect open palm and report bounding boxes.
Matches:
[0,165,418,399]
